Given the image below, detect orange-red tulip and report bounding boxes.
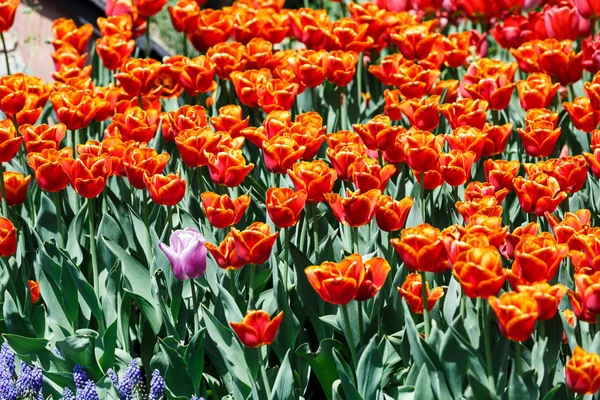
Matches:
[292,49,328,88]
[232,222,278,265]
[205,232,245,270]
[20,123,66,154]
[96,34,135,71]
[481,123,513,157]
[305,254,366,305]
[188,9,233,53]
[563,97,600,133]
[0,0,19,33]
[257,79,299,114]
[352,114,397,152]
[397,96,440,132]
[230,310,283,348]
[231,69,272,108]
[116,58,161,97]
[207,42,247,80]
[398,273,444,314]
[205,147,254,188]
[440,98,488,130]
[135,0,167,18]
[324,188,381,227]
[61,154,112,198]
[0,217,16,257]
[516,73,560,111]
[355,257,391,301]
[0,119,22,163]
[28,280,40,304]
[210,105,249,138]
[401,129,444,172]
[144,173,186,206]
[513,174,568,216]
[484,159,520,192]
[453,246,507,299]
[262,135,305,174]
[266,187,307,228]
[489,291,538,342]
[446,126,487,161]
[123,147,170,189]
[52,18,93,54]
[510,233,568,285]
[574,272,600,315]
[27,148,72,192]
[349,157,396,192]
[391,223,449,273]
[375,195,413,232]
[168,0,200,33]
[200,192,250,229]
[288,160,337,202]
[439,150,476,187]
[518,282,566,321]
[106,106,160,143]
[326,50,358,87]
[3,172,30,206]
[565,346,600,395]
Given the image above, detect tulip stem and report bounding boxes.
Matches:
[340,86,348,130]
[248,264,256,311]
[420,271,430,340]
[340,304,358,368]
[53,191,65,249]
[419,172,426,224]
[312,202,319,260]
[88,198,99,298]
[182,32,188,58]
[258,349,272,398]
[480,298,495,389]
[167,205,173,233]
[0,162,7,218]
[299,208,307,253]
[515,341,522,376]
[352,226,359,254]
[145,18,151,59]
[283,227,289,289]
[1,32,10,76]
[311,86,318,114]
[190,279,199,335]
[356,51,363,111]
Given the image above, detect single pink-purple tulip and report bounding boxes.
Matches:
[158,228,207,280]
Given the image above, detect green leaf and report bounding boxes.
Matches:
[333,348,363,400]
[508,362,529,400]
[3,291,36,337]
[102,236,162,334]
[201,305,252,398]
[296,339,343,400]
[185,329,206,395]
[56,331,101,378]
[153,337,196,397]
[270,349,294,400]
[34,192,58,243]
[357,336,383,399]
[98,321,118,373]
[414,365,434,400]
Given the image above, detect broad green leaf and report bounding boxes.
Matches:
[333,348,363,400]
[357,336,383,400]
[3,291,36,337]
[270,349,294,400]
[185,329,206,395]
[296,339,343,400]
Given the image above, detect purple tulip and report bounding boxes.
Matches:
[158,228,207,280]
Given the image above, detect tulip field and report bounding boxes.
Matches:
[2,0,600,398]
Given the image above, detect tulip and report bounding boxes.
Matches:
[0,73,27,115]
[349,157,396,192]
[398,273,444,314]
[464,181,509,203]
[305,254,366,305]
[455,197,503,225]
[205,232,245,270]
[3,172,30,206]
[0,119,22,163]
[144,173,186,206]
[568,289,597,323]
[0,217,16,257]
[230,310,283,348]
[28,280,40,304]
[116,58,161,97]
[0,0,19,33]
[484,159,520,192]
[513,174,568,216]
[262,136,305,175]
[49,89,99,131]
[546,210,591,244]
[188,10,233,53]
[563,97,600,133]
[288,119,326,160]
[288,160,337,202]
[391,24,442,67]
[61,154,112,198]
[369,53,413,86]
[51,18,93,54]
[326,51,359,87]
[464,73,514,111]
[543,2,579,41]
[231,69,271,108]
[453,246,507,299]
[266,188,307,228]
[200,192,250,229]
[574,272,600,314]
[440,98,488,130]
[210,105,249,138]
[510,233,568,285]
[442,31,471,68]
[400,129,444,172]
[575,0,600,19]
[97,14,134,39]
[232,222,278,265]
[439,150,476,187]
[27,148,72,193]
[465,215,508,249]
[96,34,135,71]
[205,148,254,188]
[20,123,66,154]
[257,79,299,114]
[292,49,328,89]
[517,282,566,320]
[375,195,414,232]
[397,96,440,132]
[207,42,247,80]
[355,257,391,301]
[324,189,381,227]
[394,64,441,100]
[106,106,160,143]
[446,126,487,162]
[324,18,373,52]
[174,127,217,168]
[489,291,538,342]
[391,223,449,273]
[481,123,513,157]
[123,147,170,190]
[565,347,600,395]
[518,120,562,158]
[516,73,560,111]
[158,228,206,281]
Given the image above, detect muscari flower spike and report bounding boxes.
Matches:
[75,380,99,400]
[148,369,165,400]
[15,361,43,398]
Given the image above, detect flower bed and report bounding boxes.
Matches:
[0,0,599,398]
